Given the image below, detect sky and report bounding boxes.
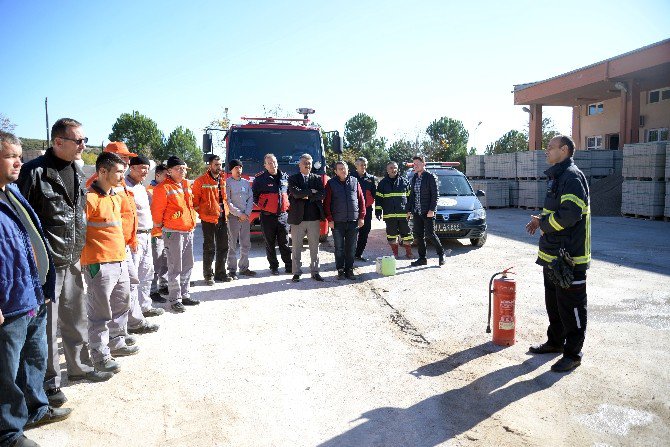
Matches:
[1,0,669,154]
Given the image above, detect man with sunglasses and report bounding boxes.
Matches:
[18,119,113,411]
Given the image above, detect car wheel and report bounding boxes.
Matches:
[470,232,487,247]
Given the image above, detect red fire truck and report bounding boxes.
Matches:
[212,108,342,241]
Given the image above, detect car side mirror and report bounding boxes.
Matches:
[476,189,485,197]
[332,132,343,154]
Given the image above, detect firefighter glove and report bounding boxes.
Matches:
[547,248,575,289]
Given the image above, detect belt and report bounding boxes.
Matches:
[137,229,152,234]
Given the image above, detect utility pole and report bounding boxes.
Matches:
[44,97,49,149]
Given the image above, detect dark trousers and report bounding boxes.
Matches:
[543,268,587,360]
[355,206,373,257]
[202,214,229,280]
[0,305,49,446]
[412,212,444,259]
[260,212,291,270]
[333,221,358,271]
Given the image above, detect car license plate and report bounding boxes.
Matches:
[436,223,460,232]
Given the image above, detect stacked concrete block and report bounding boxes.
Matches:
[573,150,592,177]
[484,153,517,179]
[665,189,670,218]
[622,143,666,179]
[516,151,549,178]
[666,143,670,218]
[470,180,509,208]
[508,180,519,207]
[613,150,623,174]
[465,155,485,178]
[518,180,546,209]
[621,180,665,217]
[590,150,615,176]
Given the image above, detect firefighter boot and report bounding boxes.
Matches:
[405,243,414,259]
[390,243,399,258]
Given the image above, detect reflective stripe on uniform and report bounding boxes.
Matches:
[87,221,122,228]
[548,213,564,231]
[561,194,586,210]
[166,188,184,196]
[384,213,407,219]
[538,250,556,262]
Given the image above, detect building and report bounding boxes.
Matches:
[514,39,670,150]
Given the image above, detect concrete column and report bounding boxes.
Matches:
[619,89,627,149]
[528,104,543,151]
[571,106,581,149]
[625,79,640,145]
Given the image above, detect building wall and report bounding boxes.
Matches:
[640,87,670,141]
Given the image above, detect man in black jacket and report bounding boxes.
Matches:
[526,135,590,373]
[287,154,325,282]
[406,155,445,266]
[376,161,413,258]
[17,119,113,409]
[252,154,292,275]
[351,157,376,262]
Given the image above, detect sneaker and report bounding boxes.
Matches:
[551,356,581,372]
[171,301,186,313]
[142,307,164,318]
[355,255,368,262]
[23,406,72,430]
[150,292,167,303]
[9,435,40,446]
[205,278,215,286]
[240,269,257,277]
[182,297,200,306]
[111,345,140,357]
[158,286,169,296]
[410,258,428,267]
[228,272,238,280]
[311,273,325,282]
[271,268,280,275]
[214,275,232,283]
[292,274,300,282]
[94,358,120,374]
[68,370,114,382]
[345,269,357,280]
[528,343,564,354]
[45,388,67,408]
[337,270,345,280]
[128,322,160,334]
[125,335,138,346]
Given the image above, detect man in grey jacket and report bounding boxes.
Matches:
[225,159,255,279]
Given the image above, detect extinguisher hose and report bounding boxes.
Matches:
[487,271,503,334]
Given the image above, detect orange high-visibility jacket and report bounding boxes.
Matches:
[192,172,229,224]
[151,177,196,232]
[87,173,137,248]
[146,183,162,237]
[80,182,127,265]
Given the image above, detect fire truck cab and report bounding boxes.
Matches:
[222,109,341,241]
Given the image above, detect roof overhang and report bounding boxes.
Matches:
[514,39,670,106]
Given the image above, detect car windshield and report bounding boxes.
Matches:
[228,128,324,175]
[436,174,474,196]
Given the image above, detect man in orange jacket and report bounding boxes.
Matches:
[192,155,231,286]
[81,152,137,375]
[151,156,198,313]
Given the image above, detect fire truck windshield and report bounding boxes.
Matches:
[228,128,324,175]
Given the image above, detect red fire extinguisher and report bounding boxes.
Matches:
[487,267,516,346]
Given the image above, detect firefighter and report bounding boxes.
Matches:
[525,135,591,373]
[252,153,292,275]
[351,157,376,262]
[375,161,413,258]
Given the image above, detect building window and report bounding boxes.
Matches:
[647,128,669,142]
[586,136,603,150]
[648,87,670,104]
[587,103,604,116]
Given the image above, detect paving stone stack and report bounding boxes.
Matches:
[516,151,549,179]
[590,150,615,177]
[465,155,485,178]
[484,153,517,179]
[666,143,670,219]
[470,180,509,208]
[614,150,624,174]
[573,150,592,177]
[518,180,546,209]
[621,143,667,217]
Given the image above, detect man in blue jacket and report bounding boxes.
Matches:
[0,131,71,447]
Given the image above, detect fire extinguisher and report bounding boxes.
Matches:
[486,267,516,346]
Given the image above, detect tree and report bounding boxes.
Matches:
[485,130,528,155]
[388,139,421,167]
[109,111,164,159]
[0,113,17,133]
[162,126,205,177]
[344,113,377,150]
[359,137,388,177]
[541,117,561,148]
[425,117,469,169]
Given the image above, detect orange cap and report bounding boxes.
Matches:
[104,141,138,157]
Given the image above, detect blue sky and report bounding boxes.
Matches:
[1,0,668,154]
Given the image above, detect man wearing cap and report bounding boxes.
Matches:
[151,156,198,313]
[125,156,164,322]
[225,159,255,279]
[192,155,232,286]
[147,165,169,302]
[18,118,112,410]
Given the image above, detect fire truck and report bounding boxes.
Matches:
[206,108,342,241]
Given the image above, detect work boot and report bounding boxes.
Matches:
[150,292,167,303]
[205,278,215,286]
[410,258,427,267]
[345,269,357,280]
[10,435,41,446]
[111,345,140,357]
[45,388,67,408]
[94,358,120,374]
[390,243,399,258]
[23,407,72,430]
[404,244,414,259]
[337,270,345,280]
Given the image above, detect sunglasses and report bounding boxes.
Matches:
[59,136,89,145]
